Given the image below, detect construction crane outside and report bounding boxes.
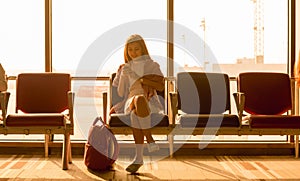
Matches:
[200,17,209,70]
[200,18,206,63]
[252,0,264,64]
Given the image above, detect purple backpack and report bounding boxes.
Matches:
[84,117,119,171]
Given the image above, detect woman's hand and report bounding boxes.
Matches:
[122,64,139,80]
[109,107,116,115]
[142,84,155,100]
[140,75,164,92]
[121,64,132,76]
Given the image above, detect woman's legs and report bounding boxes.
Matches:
[134,95,159,152]
[126,98,146,173]
[126,119,144,173]
[126,115,145,173]
[126,95,159,173]
[133,95,155,143]
[132,128,144,164]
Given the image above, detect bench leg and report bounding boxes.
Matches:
[62,133,70,170]
[168,134,174,158]
[295,135,299,158]
[44,134,50,158]
[68,137,72,164]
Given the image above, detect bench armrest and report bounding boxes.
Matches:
[0,91,10,125]
[233,92,245,125]
[67,91,75,129]
[103,91,108,124]
[169,92,178,125]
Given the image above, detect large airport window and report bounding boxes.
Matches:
[52,0,167,77]
[0,0,45,141]
[174,0,288,77]
[174,0,288,142]
[52,0,167,140]
[0,0,294,144]
[0,0,45,76]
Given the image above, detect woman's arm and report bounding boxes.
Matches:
[141,74,164,92]
[117,73,127,97]
[112,64,128,97]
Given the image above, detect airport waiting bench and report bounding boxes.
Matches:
[104,71,300,158]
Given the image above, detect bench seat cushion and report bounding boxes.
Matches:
[109,113,169,127]
[6,113,65,127]
[179,114,240,128]
[249,115,300,128]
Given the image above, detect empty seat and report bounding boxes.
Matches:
[237,72,300,129]
[171,72,240,128]
[3,73,74,170]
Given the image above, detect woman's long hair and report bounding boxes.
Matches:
[124,34,150,63]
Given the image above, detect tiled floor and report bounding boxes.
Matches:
[1,154,300,180]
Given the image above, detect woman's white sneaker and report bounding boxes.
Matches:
[147,142,159,152]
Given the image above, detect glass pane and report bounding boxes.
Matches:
[297,1,300,61]
[174,0,288,76]
[52,0,167,77]
[53,0,167,141]
[0,0,45,76]
[174,0,288,142]
[0,0,45,141]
